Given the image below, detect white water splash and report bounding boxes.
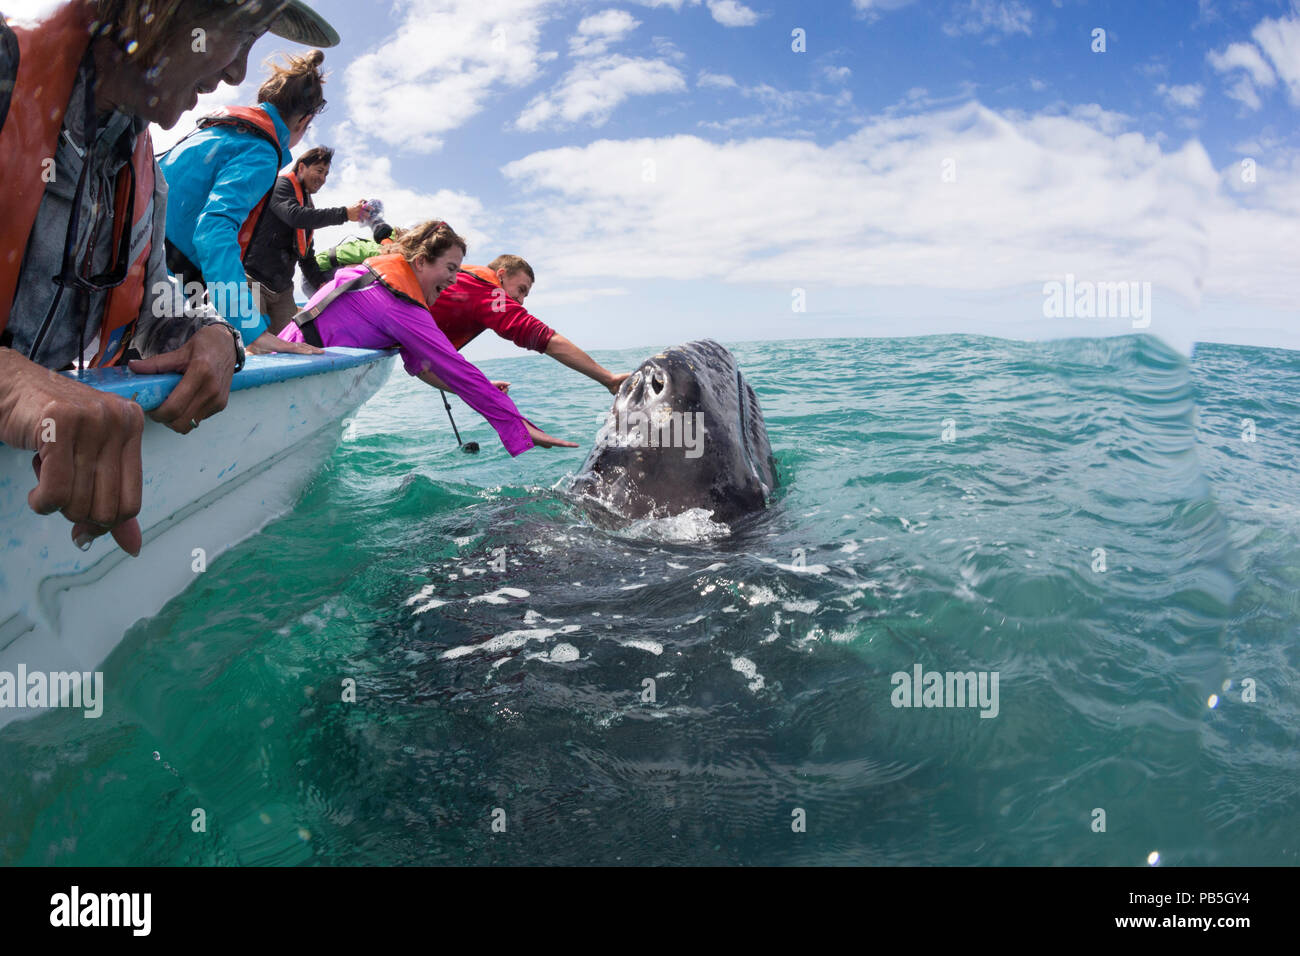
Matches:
[468,587,531,605]
[441,623,581,659]
[620,638,663,655]
[731,656,766,692]
[620,508,731,543]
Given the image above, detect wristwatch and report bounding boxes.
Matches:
[216,322,246,373]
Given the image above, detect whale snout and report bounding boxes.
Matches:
[621,361,671,411]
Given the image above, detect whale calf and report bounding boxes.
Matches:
[571,340,778,523]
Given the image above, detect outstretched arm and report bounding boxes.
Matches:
[478,297,627,392]
[415,370,575,449]
[380,297,575,454]
[268,176,355,229]
[545,333,629,394]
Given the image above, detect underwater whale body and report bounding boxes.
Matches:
[571,339,778,523]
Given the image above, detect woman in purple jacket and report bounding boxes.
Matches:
[279,220,575,455]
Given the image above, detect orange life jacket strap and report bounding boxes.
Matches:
[364,253,430,311]
[460,265,501,288]
[197,106,280,144]
[293,254,429,342]
[91,130,156,367]
[195,107,282,259]
[283,171,311,258]
[0,1,95,334]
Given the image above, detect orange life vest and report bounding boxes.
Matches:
[459,265,502,287]
[0,1,155,367]
[282,171,312,258]
[442,266,508,349]
[364,253,429,309]
[292,252,429,346]
[192,106,282,258]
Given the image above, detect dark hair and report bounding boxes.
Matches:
[257,49,327,122]
[487,254,534,283]
[294,146,335,171]
[392,220,467,263]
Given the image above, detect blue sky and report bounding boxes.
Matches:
[24,0,1300,357]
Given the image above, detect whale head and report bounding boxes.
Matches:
[572,340,778,524]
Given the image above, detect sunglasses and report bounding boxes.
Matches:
[53,157,137,295]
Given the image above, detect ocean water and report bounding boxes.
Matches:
[1,334,1297,866]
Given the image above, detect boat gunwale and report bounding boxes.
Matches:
[49,347,397,414]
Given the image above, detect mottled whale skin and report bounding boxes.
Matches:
[571,340,778,523]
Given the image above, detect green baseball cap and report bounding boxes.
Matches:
[266,1,341,48]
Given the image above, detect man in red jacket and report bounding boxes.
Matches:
[431,255,629,394]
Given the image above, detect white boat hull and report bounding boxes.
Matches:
[0,349,395,728]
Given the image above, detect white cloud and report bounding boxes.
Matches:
[824,66,853,83]
[1204,150,1300,313]
[852,0,918,16]
[698,71,740,90]
[1156,83,1204,110]
[626,0,758,26]
[691,73,859,133]
[1207,39,1278,111]
[942,0,1033,38]
[516,55,687,130]
[300,155,492,298]
[706,0,759,27]
[572,9,641,57]
[1223,75,1265,110]
[342,0,562,153]
[1207,41,1277,87]
[578,8,641,34]
[1252,15,1300,105]
[498,103,1227,323]
[651,36,688,61]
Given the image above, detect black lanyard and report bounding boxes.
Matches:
[29,51,136,369]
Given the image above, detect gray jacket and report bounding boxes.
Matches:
[4,62,233,370]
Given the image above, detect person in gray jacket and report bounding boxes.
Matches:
[242,145,363,333]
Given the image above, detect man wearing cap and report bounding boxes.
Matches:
[0,0,340,557]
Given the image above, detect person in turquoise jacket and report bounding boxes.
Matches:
[159,49,330,355]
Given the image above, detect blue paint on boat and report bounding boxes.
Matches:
[61,348,395,412]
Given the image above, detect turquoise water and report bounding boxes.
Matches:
[2,335,1297,865]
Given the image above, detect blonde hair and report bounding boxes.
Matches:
[257,48,328,121]
[392,220,467,264]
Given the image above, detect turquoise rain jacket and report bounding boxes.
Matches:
[159,102,292,343]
